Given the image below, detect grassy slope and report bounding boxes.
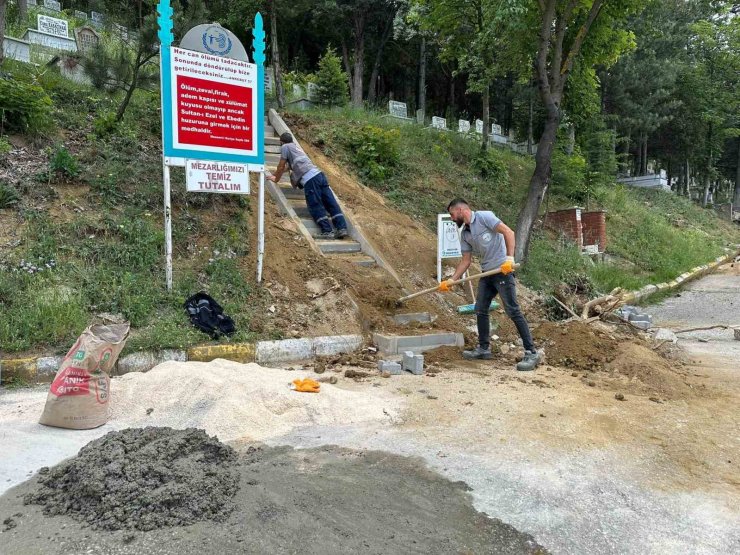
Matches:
[286,108,738,295]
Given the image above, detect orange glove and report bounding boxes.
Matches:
[438,279,454,292]
[501,257,516,275]
[291,378,321,393]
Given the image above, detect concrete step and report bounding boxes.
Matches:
[281,187,304,199]
[265,136,281,145]
[328,253,376,267]
[265,154,281,164]
[318,240,361,254]
[265,125,274,135]
[265,144,282,154]
[291,203,311,218]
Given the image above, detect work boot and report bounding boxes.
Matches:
[317,231,334,239]
[516,350,541,372]
[335,228,349,239]
[462,346,492,360]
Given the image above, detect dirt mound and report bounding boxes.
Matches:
[424,345,464,365]
[606,343,696,399]
[534,321,619,371]
[24,427,238,531]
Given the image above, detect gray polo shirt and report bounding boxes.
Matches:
[460,211,506,271]
[280,142,321,185]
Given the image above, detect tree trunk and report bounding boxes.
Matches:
[515,112,559,262]
[527,81,534,155]
[642,135,648,175]
[18,0,26,22]
[115,50,142,122]
[702,159,712,207]
[350,12,366,108]
[733,139,740,208]
[341,39,353,101]
[635,134,642,177]
[417,36,426,122]
[566,124,575,155]
[366,9,396,106]
[0,0,7,65]
[269,0,285,108]
[481,85,490,150]
[685,159,691,198]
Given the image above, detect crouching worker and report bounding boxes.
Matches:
[267,133,349,240]
[440,198,541,371]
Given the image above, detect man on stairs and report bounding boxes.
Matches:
[439,198,541,372]
[267,133,349,240]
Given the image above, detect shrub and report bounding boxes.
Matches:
[0,182,20,208]
[0,76,53,134]
[344,125,400,181]
[471,147,509,184]
[49,145,80,178]
[0,135,12,155]
[551,148,588,203]
[93,112,120,137]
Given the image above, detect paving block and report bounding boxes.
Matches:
[629,313,653,324]
[630,320,651,330]
[402,351,424,375]
[372,334,397,354]
[377,360,403,375]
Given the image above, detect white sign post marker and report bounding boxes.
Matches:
[437,214,475,301]
[257,171,265,283]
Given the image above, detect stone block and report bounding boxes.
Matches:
[372,333,397,354]
[0,357,38,384]
[638,285,658,297]
[654,328,677,343]
[630,320,651,330]
[629,313,653,324]
[396,336,422,350]
[402,352,424,375]
[36,356,63,379]
[313,335,363,356]
[116,349,186,375]
[377,360,403,375]
[256,338,313,364]
[188,343,256,363]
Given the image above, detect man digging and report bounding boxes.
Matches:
[440,199,541,371]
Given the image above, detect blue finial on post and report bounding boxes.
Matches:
[252,13,265,66]
[156,0,174,47]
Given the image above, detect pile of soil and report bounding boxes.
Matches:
[23,427,238,531]
[534,321,619,371]
[606,343,696,399]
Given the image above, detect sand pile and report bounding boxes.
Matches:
[24,427,238,531]
[108,359,402,441]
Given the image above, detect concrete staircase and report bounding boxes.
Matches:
[262,113,382,268]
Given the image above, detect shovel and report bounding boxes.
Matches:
[397,263,520,304]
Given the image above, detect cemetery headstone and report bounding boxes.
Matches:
[416,109,424,124]
[475,119,483,134]
[292,83,304,98]
[113,23,129,41]
[75,10,88,20]
[264,66,273,92]
[431,116,447,130]
[458,120,470,134]
[43,0,61,11]
[38,14,69,38]
[91,12,105,26]
[26,0,38,6]
[307,82,319,101]
[74,26,101,53]
[388,100,409,119]
[491,123,503,135]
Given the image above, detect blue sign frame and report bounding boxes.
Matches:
[157,1,265,165]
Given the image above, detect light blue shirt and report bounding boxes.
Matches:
[460,211,506,271]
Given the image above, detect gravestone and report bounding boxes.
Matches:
[38,14,69,38]
[43,0,61,11]
[74,10,88,20]
[475,119,483,134]
[74,26,100,53]
[307,82,319,101]
[458,120,470,134]
[26,0,38,6]
[491,123,503,135]
[113,23,129,41]
[2,36,32,63]
[264,66,273,92]
[292,83,304,98]
[416,109,424,124]
[91,12,104,26]
[431,116,446,130]
[388,100,409,119]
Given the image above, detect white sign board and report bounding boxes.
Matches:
[186,160,250,194]
[38,14,69,38]
[388,100,408,119]
[475,119,483,134]
[458,120,470,134]
[43,0,61,11]
[432,116,446,130]
[437,214,462,282]
[170,46,259,158]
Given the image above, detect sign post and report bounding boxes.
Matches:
[157,1,266,290]
[437,214,475,302]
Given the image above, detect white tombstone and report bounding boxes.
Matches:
[74,10,88,20]
[26,0,38,6]
[491,123,503,135]
[113,23,129,41]
[292,83,304,98]
[2,36,32,63]
[475,119,483,134]
[431,116,447,130]
[74,26,101,52]
[307,82,319,101]
[264,66,273,92]
[38,15,69,38]
[43,0,61,11]
[416,109,424,124]
[458,120,470,134]
[388,100,409,119]
[91,11,104,25]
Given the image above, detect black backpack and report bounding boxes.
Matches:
[183,292,236,338]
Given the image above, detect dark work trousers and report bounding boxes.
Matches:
[303,173,347,233]
[476,273,536,352]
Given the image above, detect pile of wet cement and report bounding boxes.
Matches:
[23,427,238,531]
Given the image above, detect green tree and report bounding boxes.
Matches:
[315,46,349,106]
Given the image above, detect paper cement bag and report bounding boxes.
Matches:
[39,322,130,429]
